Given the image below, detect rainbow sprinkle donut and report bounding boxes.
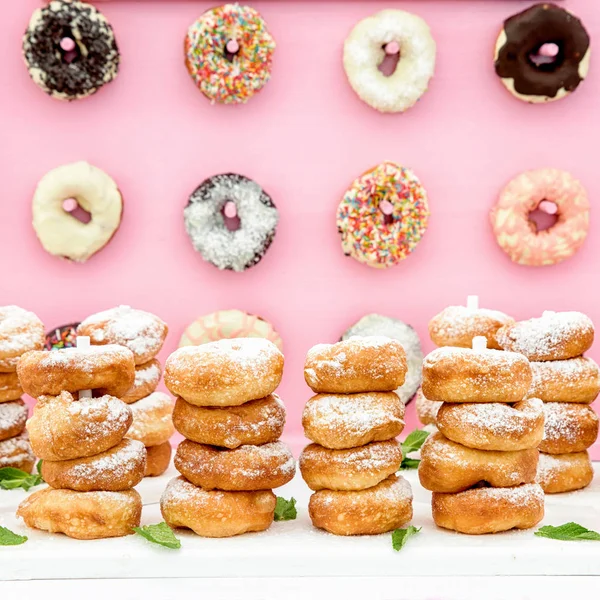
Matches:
[185,4,275,105]
[336,162,430,269]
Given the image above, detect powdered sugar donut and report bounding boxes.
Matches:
[539,403,599,454]
[184,174,279,272]
[179,309,283,352]
[145,441,172,477]
[429,305,514,350]
[121,359,162,404]
[415,387,441,426]
[0,400,28,442]
[436,398,544,452]
[78,306,168,365]
[490,169,589,266]
[0,432,35,473]
[0,306,44,372]
[496,311,594,361]
[422,347,532,403]
[527,357,600,403]
[343,10,436,113]
[126,392,174,448]
[341,314,423,403]
[536,451,593,493]
[0,372,24,403]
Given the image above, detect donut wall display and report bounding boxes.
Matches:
[1,0,600,457]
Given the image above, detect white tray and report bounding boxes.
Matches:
[1,467,599,581]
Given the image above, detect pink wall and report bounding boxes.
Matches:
[1,1,598,455]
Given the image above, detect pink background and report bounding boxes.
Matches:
[1,0,599,455]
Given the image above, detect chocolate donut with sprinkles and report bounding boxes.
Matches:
[184,173,279,272]
[185,4,276,104]
[22,0,120,101]
[337,162,430,268]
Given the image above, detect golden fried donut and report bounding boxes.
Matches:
[0,432,35,472]
[77,305,168,365]
[300,440,402,491]
[419,432,538,493]
[172,394,285,449]
[304,337,406,394]
[302,392,405,449]
[429,305,513,350]
[41,439,146,492]
[0,372,24,402]
[436,398,544,451]
[309,475,413,536]
[165,338,283,407]
[121,359,162,404]
[17,488,142,540]
[161,476,276,538]
[145,441,172,477]
[537,451,594,493]
[0,399,28,442]
[415,387,441,426]
[174,440,295,491]
[422,347,532,403]
[527,357,600,403]
[27,391,132,461]
[540,403,599,454]
[432,484,544,534]
[126,392,174,448]
[17,345,135,399]
[496,311,594,361]
[0,306,45,372]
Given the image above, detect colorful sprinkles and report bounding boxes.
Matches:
[45,322,79,351]
[336,162,430,268]
[185,4,276,105]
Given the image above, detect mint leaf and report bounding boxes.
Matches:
[133,522,181,549]
[0,526,27,546]
[400,457,421,470]
[401,430,429,455]
[392,526,421,551]
[36,460,43,475]
[274,497,297,521]
[535,523,600,541]
[0,467,43,491]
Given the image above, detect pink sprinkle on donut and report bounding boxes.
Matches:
[60,37,76,52]
[226,39,240,54]
[62,198,78,212]
[224,201,237,219]
[384,41,400,56]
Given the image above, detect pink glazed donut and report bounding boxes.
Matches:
[490,169,589,266]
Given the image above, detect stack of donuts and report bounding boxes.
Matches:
[497,311,599,493]
[161,338,295,538]
[299,337,413,536]
[77,306,173,477]
[416,300,514,428]
[0,306,45,473]
[418,337,545,534]
[15,344,144,540]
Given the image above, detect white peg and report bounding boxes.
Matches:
[472,336,487,352]
[77,336,92,399]
[467,295,479,310]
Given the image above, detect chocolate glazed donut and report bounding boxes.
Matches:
[494,4,590,103]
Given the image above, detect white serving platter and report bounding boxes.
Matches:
[1,466,599,581]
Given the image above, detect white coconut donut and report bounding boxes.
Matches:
[343,9,436,113]
[32,161,123,262]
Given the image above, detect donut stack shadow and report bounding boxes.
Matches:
[0,307,46,474]
[418,338,545,534]
[15,345,144,540]
[77,306,173,477]
[161,338,295,538]
[299,337,413,536]
[496,311,599,494]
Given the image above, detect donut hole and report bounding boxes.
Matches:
[378,46,401,77]
[57,32,81,65]
[528,201,559,232]
[221,201,241,232]
[62,198,92,224]
[223,41,241,63]
[528,42,564,71]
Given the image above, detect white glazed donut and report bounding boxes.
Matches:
[343,9,436,113]
[32,161,123,262]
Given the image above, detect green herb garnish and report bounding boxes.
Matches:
[133,523,181,549]
[392,526,421,551]
[274,497,297,521]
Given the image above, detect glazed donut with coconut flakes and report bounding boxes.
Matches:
[299,440,403,491]
[17,345,135,399]
[539,403,599,454]
[304,337,406,394]
[126,392,174,448]
[121,359,162,404]
[172,394,285,449]
[161,476,276,538]
[343,9,436,113]
[432,484,544,535]
[536,451,594,493]
[421,346,532,403]
[309,475,413,536]
[0,400,28,442]
[436,398,544,452]
[415,387,442,426]
[302,392,405,449]
[418,432,538,493]
[496,311,594,361]
[174,440,295,491]
[0,432,35,472]
[144,441,172,477]
[165,338,283,407]
[0,306,45,372]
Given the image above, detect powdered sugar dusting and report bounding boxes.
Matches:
[429,305,512,344]
[34,344,133,373]
[542,403,599,444]
[0,400,27,433]
[0,432,34,467]
[0,305,44,357]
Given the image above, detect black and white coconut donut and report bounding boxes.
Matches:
[184,174,279,272]
[23,0,120,101]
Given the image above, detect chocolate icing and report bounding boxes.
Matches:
[495,3,589,99]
